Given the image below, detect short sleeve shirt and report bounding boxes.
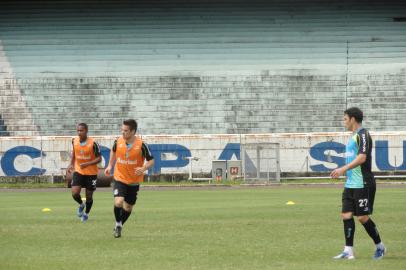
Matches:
[345,127,374,188]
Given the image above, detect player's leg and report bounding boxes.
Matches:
[71,172,85,218]
[81,176,97,222]
[113,180,126,238]
[114,196,124,223]
[333,188,355,259]
[112,184,139,238]
[121,202,134,226]
[355,187,385,259]
[121,184,139,225]
[113,196,124,237]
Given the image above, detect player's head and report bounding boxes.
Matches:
[122,119,137,139]
[344,107,363,131]
[76,123,88,139]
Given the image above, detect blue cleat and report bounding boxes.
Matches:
[333,252,355,260]
[77,204,85,218]
[81,213,88,222]
[373,247,386,260]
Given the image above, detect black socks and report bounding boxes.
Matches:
[113,206,132,225]
[121,209,131,225]
[72,193,83,205]
[343,218,355,246]
[114,206,122,222]
[343,217,382,247]
[362,218,382,244]
[85,199,93,214]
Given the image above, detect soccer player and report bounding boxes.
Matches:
[67,123,101,222]
[331,107,386,260]
[104,119,154,238]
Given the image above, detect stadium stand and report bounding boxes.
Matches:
[0,0,405,135]
[0,114,8,136]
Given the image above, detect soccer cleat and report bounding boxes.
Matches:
[333,252,355,260]
[81,213,88,222]
[77,204,85,217]
[373,247,386,260]
[114,226,122,238]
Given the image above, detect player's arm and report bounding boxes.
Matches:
[67,138,75,173]
[331,132,368,178]
[105,140,117,176]
[135,142,154,175]
[79,141,102,168]
[331,154,367,179]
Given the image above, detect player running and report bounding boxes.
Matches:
[67,123,101,222]
[105,119,154,238]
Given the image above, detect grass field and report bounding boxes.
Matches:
[0,186,405,270]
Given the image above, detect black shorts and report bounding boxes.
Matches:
[71,172,97,191]
[113,180,140,205]
[342,186,376,216]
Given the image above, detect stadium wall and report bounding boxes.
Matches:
[1,0,406,136]
[1,132,406,177]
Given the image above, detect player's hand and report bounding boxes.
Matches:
[80,163,88,169]
[67,164,74,173]
[330,167,345,179]
[135,166,146,176]
[105,166,112,176]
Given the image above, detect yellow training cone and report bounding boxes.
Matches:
[42,208,52,212]
[286,201,296,205]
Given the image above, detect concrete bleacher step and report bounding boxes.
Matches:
[0,114,9,136]
[3,41,406,52]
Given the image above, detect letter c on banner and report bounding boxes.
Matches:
[1,146,46,176]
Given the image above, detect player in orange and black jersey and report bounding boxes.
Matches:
[105,119,154,238]
[67,123,101,222]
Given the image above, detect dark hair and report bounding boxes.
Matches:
[123,119,137,132]
[344,107,363,123]
[77,123,88,131]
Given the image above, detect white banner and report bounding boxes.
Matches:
[0,132,405,176]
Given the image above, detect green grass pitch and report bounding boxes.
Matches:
[1,186,405,270]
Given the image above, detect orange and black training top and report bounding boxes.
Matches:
[72,137,101,176]
[112,136,154,185]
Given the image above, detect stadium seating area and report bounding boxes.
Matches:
[0,114,8,136]
[0,0,406,135]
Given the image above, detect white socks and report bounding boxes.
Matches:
[376,242,385,250]
[344,246,354,254]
